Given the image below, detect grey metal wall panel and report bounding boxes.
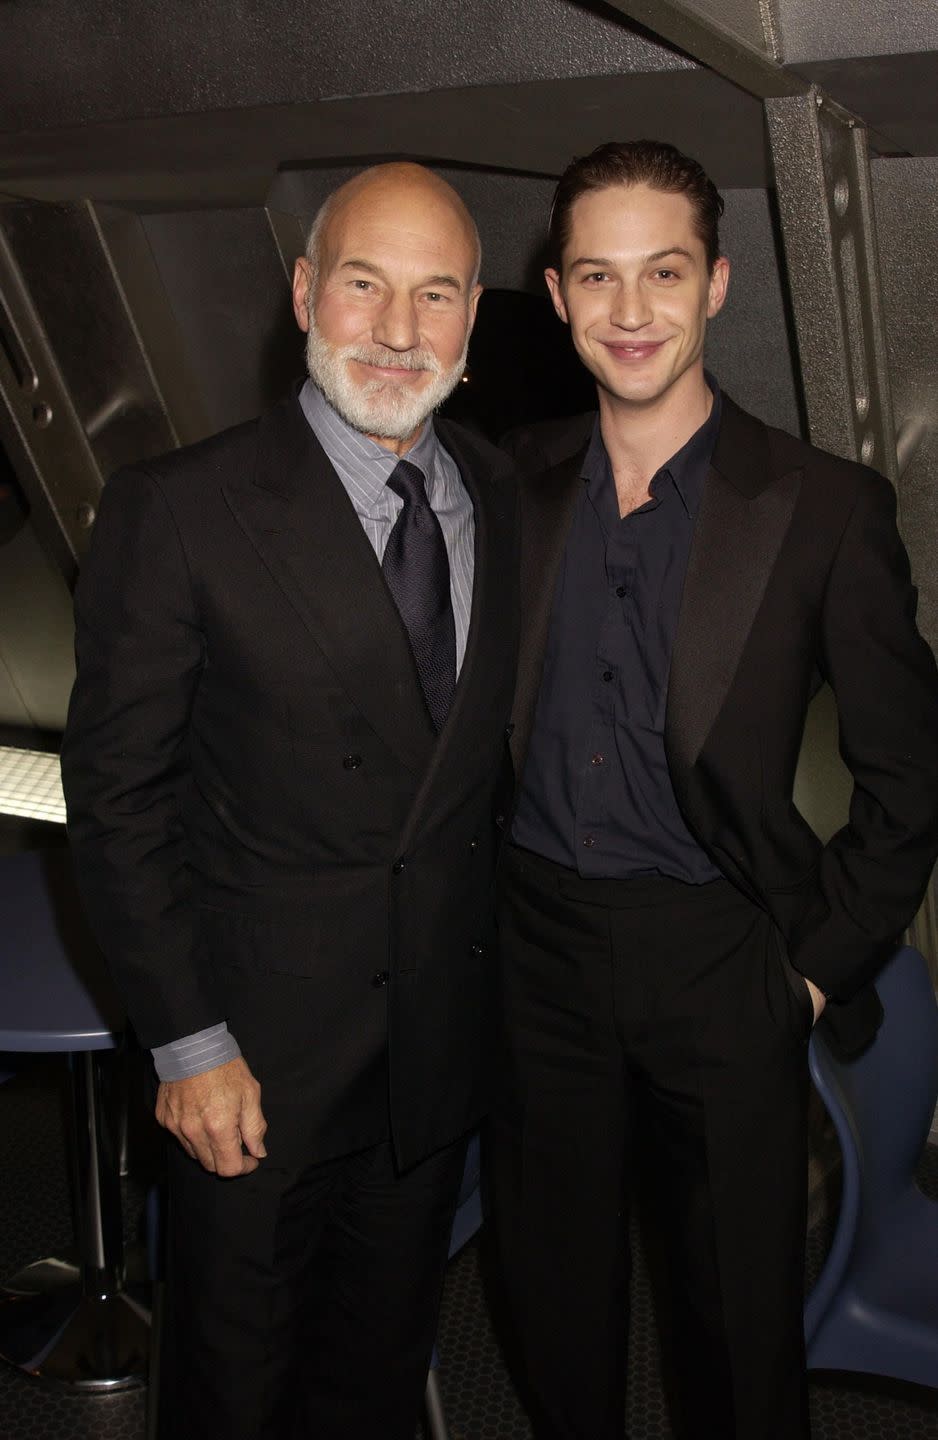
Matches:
[139,209,304,437]
[0,519,75,732]
[704,187,801,434]
[872,156,938,655]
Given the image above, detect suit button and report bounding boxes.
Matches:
[343,754,363,770]
[505,723,515,738]
[494,813,505,830]
[371,971,389,988]
[469,837,478,852]
[392,859,405,874]
[471,942,485,956]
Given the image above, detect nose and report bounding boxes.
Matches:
[372,291,420,353]
[609,278,652,331]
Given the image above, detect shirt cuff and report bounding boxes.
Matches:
[151,1023,242,1081]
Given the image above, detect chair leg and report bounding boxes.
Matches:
[425,1367,450,1440]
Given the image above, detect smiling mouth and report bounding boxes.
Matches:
[601,340,665,361]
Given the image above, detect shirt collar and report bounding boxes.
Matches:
[663,374,722,516]
[299,378,441,503]
[580,372,722,519]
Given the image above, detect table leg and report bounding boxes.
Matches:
[0,1049,151,1389]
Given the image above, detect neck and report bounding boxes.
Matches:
[598,367,713,491]
[366,421,425,457]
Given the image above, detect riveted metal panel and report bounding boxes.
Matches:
[0,201,177,575]
[765,90,897,478]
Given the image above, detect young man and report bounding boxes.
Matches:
[62,162,517,1440]
[495,140,938,1439]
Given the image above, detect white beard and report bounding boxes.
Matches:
[305,315,468,441]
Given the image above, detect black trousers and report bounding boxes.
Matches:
[158,1132,468,1440]
[494,845,813,1440]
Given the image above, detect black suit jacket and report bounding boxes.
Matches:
[507,396,938,1054]
[62,388,518,1170]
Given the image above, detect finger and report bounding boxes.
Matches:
[211,1130,251,1179]
[240,1103,268,1160]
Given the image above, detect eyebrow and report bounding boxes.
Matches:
[569,246,696,270]
[339,259,464,292]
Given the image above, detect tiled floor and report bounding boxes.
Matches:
[1,1059,936,1439]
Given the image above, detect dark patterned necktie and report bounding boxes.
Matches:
[381,459,457,733]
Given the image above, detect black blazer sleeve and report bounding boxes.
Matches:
[61,466,220,1047]
[789,467,938,1001]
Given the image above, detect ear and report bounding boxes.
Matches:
[468,282,483,331]
[544,268,569,325]
[707,256,730,319]
[292,257,313,333]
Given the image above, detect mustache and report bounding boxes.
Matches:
[342,343,442,375]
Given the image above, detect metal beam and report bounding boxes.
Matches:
[766,89,898,480]
[601,0,807,98]
[0,200,179,581]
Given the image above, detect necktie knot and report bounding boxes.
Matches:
[386,459,430,509]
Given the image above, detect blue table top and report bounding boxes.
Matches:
[0,848,124,1052]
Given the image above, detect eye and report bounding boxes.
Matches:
[583,271,610,285]
[351,278,374,291]
[424,291,446,303]
[653,268,679,281]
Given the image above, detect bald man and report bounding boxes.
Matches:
[62,163,518,1440]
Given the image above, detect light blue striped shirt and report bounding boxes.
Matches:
[153,381,476,1081]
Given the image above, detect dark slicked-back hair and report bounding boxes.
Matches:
[548,139,725,272]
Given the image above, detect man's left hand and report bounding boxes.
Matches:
[804,977,826,1026]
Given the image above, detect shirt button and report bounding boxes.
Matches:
[602,671,613,683]
[469,837,478,852]
[392,859,405,874]
[582,836,595,848]
[371,971,389,988]
[591,754,604,766]
[615,585,626,598]
[342,754,363,770]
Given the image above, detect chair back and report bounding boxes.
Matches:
[810,945,938,1222]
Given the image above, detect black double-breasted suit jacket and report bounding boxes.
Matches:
[507,395,938,1053]
[62,388,518,1171]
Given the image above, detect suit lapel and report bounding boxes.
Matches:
[509,447,586,781]
[666,397,802,772]
[224,391,436,775]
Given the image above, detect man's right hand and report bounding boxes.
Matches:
[155,1056,268,1177]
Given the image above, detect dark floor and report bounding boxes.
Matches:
[1,1059,937,1440]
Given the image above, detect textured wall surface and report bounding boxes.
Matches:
[872,157,938,654]
[0,0,690,134]
[779,0,938,62]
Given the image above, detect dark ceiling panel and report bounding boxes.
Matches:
[0,70,769,212]
[0,0,689,134]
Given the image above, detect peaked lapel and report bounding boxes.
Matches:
[509,445,587,781]
[396,418,517,850]
[666,397,802,773]
[224,389,436,775]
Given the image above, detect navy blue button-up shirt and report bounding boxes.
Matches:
[512,384,723,882]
